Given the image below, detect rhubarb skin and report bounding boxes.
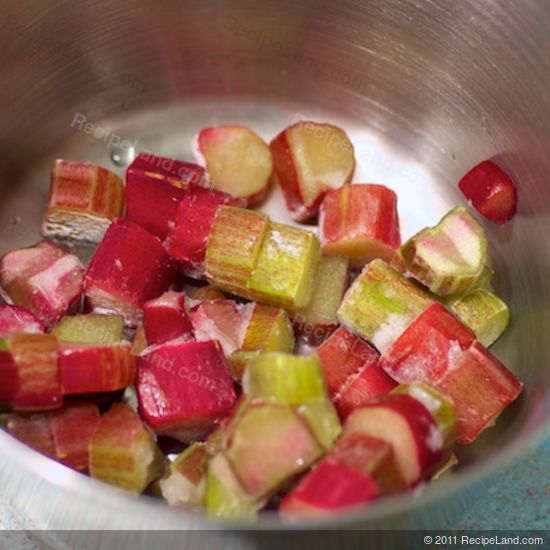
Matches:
[397,206,488,296]
[0,305,44,338]
[241,303,295,354]
[335,360,398,420]
[42,159,124,243]
[270,121,355,221]
[0,241,84,328]
[316,326,379,398]
[319,184,401,269]
[437,341,522,444]
[247,222,321,309]
[337,259,434,354]
[49,403,101,471]
[292,255,349,345]
[5,334,62,411]
[458,160,517,225]
[448,288,510,347]
[125,153,204,239]
[195,125,273,204]
[226,403,323,498]
[205,206,269,297]
[189,299,253,356]
[52,313,124,344]
[0,342,18,402]
[164,187,244,274]
[84,218,174,326]
[343,394,445,486]
[89,403,165,493]
[142,291,194,345]
[379,302,476,383]
[280,461,378,518]
[59,342,136,395]
[136,340,237,441]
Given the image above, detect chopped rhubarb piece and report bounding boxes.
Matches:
[205,206,269,296]
[295,401,342,451]
[49,403,101,471]
[131,325,147,355]
[59,342,135,395]
[143,291,193,345]
[448,288,510,347]
[280,461,378,518]
[316,326,380,397]
[189,300,252,356]
[319,184,400,268]
[241,303,295,354]
[0,342,18,402]
[0,305,44,338]
[52,313,124,344]
[4,334,61,411]
[0,241,84,328]
[270,121,355,221]
[84,218,174,326]
[159,442,209,508]
[125,153,204,239]
[42,159,124,243]
[335,361,398,419]
[337,259,434,354]
[89,403,164,492]
[292,255,349,345]
[164,187,244,274]
[458,160,518,225]
[247,222,321,309]
[379,302,476,383]
[437,341,522,444]
[136,340,236,441]
[396,207,488,296]
[204,453,263,521]
[226,403,323,498]
[343,393,446,485]
[3,412,56,458]
[329,432,406,494]
[188,285,225,301]
[195,126,273,203]
[227,350,260,380]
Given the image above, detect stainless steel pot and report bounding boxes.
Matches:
[0,0,549,544]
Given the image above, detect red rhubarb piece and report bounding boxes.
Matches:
[49,403,101,471]
[315,326,380,398]
[0,241,84,328]
[125,152,205,239]
[437,341,523,444]
[379,302,476,383]
[42,159,125,243]
[84,218,174,326]
[319,184,401,268]
[59,342,136,395]
[0,305,44,338]
[142,291,194,345]
[343,394,444,485]
[280,461,378,518]
[4,412,56,458]
[136,339,237,441]
[458,160,518,225]
[164,188,244,274]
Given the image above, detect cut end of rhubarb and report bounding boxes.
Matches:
[52,313,124,344]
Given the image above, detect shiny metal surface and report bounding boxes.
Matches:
[0,0,549,540]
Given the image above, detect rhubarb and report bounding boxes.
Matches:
[188,285,225,301]
[241,303,295,354]
[0,305,44,338]
[52,313,124,344]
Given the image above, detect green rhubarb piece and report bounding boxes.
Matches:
[52,313,124,344]
[392,383,456,448]
[337,259,433,353]
[448,288,510,347]
[159,443,209,508]
[241,304,295,353]
[205,206,269,297]
[227,350,261,380]
[245,353,328,405]
[204,454,263,521]
[297,401,341,451]
[397,206,488,296]
[226,403,323,498]
[247,221,321,309]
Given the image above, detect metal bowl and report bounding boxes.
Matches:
[0,0,549,543]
